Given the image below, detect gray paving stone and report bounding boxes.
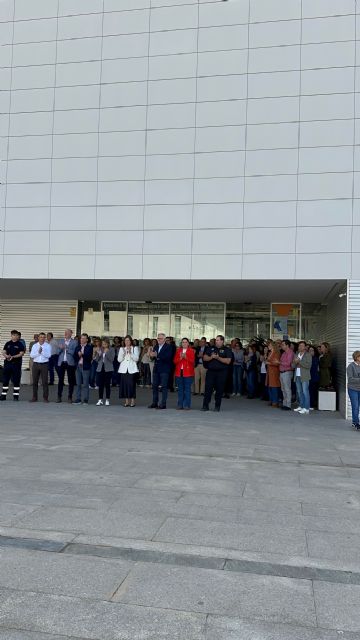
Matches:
[0,490,110,510]
[314,582,360,632]
[0,632,88,640]
[154,517,308,555]
[40,469,143,488]
[307,530,360,562]
[134,475,245,495]
[301,502,360,519]
[0,547,132,599]
[206,615,359,639]
[0,502,40,526]
[17,506,165,539]
[0,590,206,639]
[115,563,317,627]
[244,482,360,508]
[178,492,302,514]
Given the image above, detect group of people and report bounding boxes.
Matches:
[0,329,337,416]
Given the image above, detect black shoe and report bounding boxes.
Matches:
[13,397,19,401]
[148,403,157,409]
[157,405,166,410]
[356,424,360,431]
[281,406,291,411]
[193,393,198,396]
[213,406,220,412]
[56,398,62,403]
[73,401,82,405]
[0,396,6,401]
[201,406,209,412]
[48,382,54,386]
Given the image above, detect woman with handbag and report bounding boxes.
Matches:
[118,335,140,407]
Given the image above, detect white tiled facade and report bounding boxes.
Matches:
[0,0,360,281]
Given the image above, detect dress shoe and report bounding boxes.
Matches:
[148,403,157,408]
[157,405,166,410]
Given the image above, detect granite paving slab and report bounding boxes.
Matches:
[0,590,206,640]
[115,562,317,626]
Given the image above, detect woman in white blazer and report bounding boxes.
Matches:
[118,335,139,407]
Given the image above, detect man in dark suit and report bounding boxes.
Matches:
[148,332,173,410]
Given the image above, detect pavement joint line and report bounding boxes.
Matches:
[126,450,360,470]
[1,533,359,586]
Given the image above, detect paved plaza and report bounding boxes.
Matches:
[0,387,359,638]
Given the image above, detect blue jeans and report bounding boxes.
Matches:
[295,377,310,410]
[176,375,193,409]
[348,388,360,425]
[247,369,257,398]
[152,369,169,407]
[75,367,90,403]
[48,354,59,384]
[233,366,243,394]
[268,386,279,404]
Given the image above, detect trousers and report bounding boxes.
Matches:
[1,364,21,399]
[203,368,228,409]
[57,362,76,400]
[32,362,49,400]
[280,371,293,408]
[194,364,207,394]
[152,369,170,407]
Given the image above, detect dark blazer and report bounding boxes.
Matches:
[75,343,93,371]
[153,343,173,373]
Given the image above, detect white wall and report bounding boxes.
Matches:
[1,0,360,280]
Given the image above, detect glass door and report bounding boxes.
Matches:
[127,302,170,339]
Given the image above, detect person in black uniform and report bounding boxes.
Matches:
[202,335,232,412]
[1,330,25,401]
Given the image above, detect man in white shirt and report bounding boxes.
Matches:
[30,332,52,403]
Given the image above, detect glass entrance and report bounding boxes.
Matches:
[170,303,225,344]
[127,303,170,339]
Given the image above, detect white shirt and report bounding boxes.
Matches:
[296,352,304,377]
[181,347,186,370]
[30,342,51,363]
[63,339,70,363]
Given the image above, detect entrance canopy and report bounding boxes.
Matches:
[0,279,344,304]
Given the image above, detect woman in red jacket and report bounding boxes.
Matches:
[174,338,195,410]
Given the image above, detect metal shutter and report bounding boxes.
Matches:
[325,284,347,418]
[0,300,78,369]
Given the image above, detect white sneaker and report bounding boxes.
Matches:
[293,407,302,412]
[105,399,110,406]
[299,408,309,415]
[96,399,103,406]
[231,393,236,397]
